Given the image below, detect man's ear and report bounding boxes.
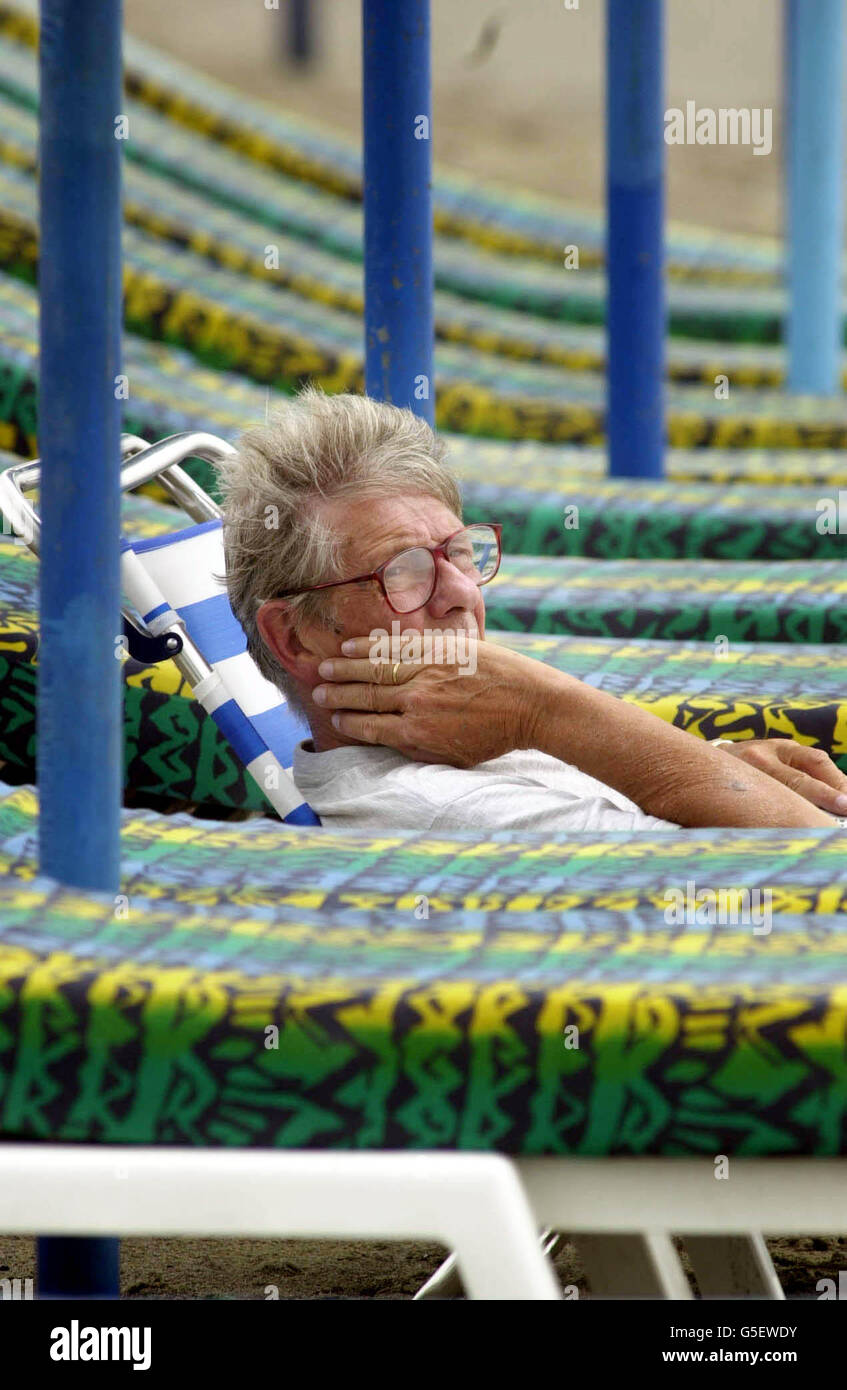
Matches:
[256,600,316,682]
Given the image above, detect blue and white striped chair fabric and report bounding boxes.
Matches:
[121,518,319,825]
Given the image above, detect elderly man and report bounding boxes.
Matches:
[218,388,845,832]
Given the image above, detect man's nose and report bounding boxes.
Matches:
[425,553,479,615]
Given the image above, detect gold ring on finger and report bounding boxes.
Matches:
[391,661,402,685]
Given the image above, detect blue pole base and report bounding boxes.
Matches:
[37,1236,120,1299]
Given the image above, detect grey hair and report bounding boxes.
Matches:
[214,386,462,708]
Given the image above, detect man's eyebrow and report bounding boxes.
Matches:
[371,529,457,568]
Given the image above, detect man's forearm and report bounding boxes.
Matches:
[316,637,836,827]
[528,664,833,828]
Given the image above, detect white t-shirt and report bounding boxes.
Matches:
[292,742,678,833]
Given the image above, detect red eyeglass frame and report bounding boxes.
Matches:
[273,523,503,615]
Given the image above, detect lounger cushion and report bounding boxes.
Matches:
[0,829,845,1155]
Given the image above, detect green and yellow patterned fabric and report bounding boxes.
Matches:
[486,557,847,643]
[0,77,843,398]
[0,786,846,1154]
[471,478,844,562]
[0,1,830,297]
[446,439,847,489]
[4,156,847,447]
[2,281,846,564]
[3,23,847,446]
[2,782,846,921]
[0,0,801,297]
[2,264,847,486]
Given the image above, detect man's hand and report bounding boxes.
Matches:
[715,739,847,817]
[313,635,837,828]
[312,634,554,767]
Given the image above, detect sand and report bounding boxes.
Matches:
[3,1232,846,1299]
[123,0,784,238]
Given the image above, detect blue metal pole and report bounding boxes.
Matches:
[362,0,434,423]
[37,0,123,1299]
[285,0,315,65]
[606,0,665,476]
[786,0,844,395]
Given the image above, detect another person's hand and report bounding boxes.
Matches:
[715,738,847,818]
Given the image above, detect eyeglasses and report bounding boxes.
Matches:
[274,523,502,615]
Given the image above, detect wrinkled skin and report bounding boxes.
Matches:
[257,492,847,822]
